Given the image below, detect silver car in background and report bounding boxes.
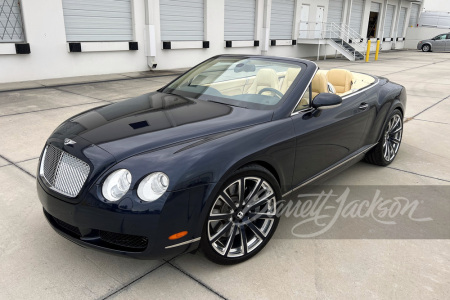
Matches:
[417,33,450,52]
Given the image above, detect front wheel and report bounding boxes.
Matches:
[422,44,431,52]
[365,109,403,166]
[200,165,280,265]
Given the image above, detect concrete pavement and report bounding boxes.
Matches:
[0,50,449,299]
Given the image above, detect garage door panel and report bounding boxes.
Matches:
[397,7,407,37]
[370,2,380,13]
[0,0,25,42]
[270,0,295,40]
[350,0,365,35]
[62,0,133,42]
[327,0,343,24]
[383,4,395,38]
[409,3,420,27]
[160,0,204,41]
[225,0,256,40]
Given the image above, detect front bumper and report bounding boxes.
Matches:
[37,179,211,259]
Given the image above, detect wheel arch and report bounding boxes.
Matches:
[237,160,281,186]
[422,43,432,51]
[376,101,404,143]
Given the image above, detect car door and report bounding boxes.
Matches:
[432,34,446,51]
[446,34,450,51]
[290,87,371,186]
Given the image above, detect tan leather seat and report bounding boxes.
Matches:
[280,68,301,94]
[311,71,328,99]
[326,69,354,95]
[246,68,280,95]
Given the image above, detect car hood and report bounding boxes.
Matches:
[51,92,273,161]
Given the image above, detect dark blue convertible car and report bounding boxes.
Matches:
[37,55,406,264]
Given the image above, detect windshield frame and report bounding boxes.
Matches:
[158,55,308,111]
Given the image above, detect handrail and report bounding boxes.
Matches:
[297,21,366,59]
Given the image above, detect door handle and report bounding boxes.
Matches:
[359,103,369,110]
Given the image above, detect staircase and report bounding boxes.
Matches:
[297,22,367,61]
[329,38,365,61]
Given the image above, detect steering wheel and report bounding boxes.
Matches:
[258,88,284,99]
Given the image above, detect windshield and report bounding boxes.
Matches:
[160,57,304,109]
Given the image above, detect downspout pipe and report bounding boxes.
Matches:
[144,0,157,69]
[261,0,271,55]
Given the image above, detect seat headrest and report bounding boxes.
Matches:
[285,68,300,82]
[255,68,279,86]
[326,69,354,94]
[311,72,328,95]
[326,69,354,85]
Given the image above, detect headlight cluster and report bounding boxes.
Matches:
[102,169,169,202]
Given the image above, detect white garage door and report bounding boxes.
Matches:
[225,0,256,41]
[160,0,204,41]
[327,0,344,25]
[397,7,407,37]
[0,0,24,42]
[409,3,420,27]
[270,0,295,40]
[350,0,365,35]
[62,0,133,42]
[370,2,380,13]
[383,4,395,38]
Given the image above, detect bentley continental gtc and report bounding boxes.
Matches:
[37,55,406,264]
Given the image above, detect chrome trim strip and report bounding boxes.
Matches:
[290,65,319,116]
[290,75,380,117]
[165,237,201,249]
[282,143,377,197]
[341,77,380,100]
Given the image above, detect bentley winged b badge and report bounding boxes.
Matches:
[64,138,76,146]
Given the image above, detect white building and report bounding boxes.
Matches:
[0,0,423,83]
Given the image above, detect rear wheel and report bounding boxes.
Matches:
[201,165,280,265]
[365,109,403,166]
[422,44,431,52]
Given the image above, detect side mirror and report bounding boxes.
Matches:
[312,93,342,109]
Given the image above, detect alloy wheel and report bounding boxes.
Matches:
[382,114,403,162]
[207,177,277,258]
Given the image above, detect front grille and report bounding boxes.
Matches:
[48,213,149,252]
[99,231,149,250]
[53,217,81,237]
[40,145,90,198]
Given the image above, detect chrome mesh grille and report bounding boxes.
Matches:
[40,145,90,198]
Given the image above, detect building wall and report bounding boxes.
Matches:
[422,0,450,12]
[0,0,149,83]
[0,0,420,83]
[404,26,450,49]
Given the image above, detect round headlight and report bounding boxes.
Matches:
[102,169,132,202]
[137,172,169,202]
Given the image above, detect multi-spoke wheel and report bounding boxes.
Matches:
[422,44,431,52]
[201,165,280,264]
[382,114,403,162]
[365,109,403,166]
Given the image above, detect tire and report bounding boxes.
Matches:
[200,164,281,265]
[365,109,403,166]
[422,44,431,52]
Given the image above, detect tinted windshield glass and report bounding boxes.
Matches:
[160,57,304,109]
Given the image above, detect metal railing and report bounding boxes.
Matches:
[298,22,366,60]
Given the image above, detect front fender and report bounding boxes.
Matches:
[108,118,295,240]
[363,81,406,145]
